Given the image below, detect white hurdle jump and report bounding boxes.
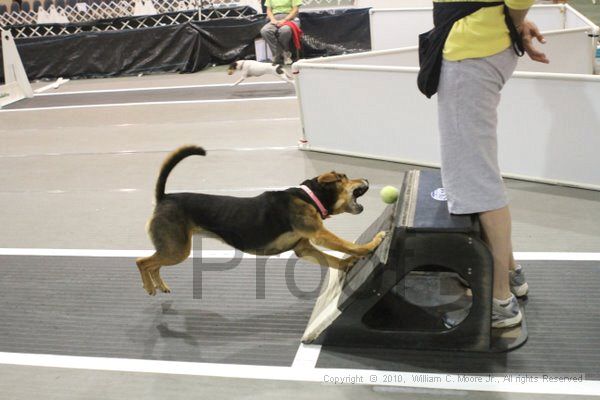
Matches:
[1,30,33,109]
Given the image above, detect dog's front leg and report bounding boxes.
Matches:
[232,75,245,86]
[278,72,294,84]
[311,228,386,257]
[294,239,357,270]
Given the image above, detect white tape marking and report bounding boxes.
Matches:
[34,81,287,96]
[0,96,297,113]
[0,352,598,396]
[291,344,322,369]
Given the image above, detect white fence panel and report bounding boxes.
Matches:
[369,4,598,52]
[295,47,600,189]
[517,28,596,74]
[369,8,432,50]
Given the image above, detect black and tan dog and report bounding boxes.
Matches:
[136,145,386,295]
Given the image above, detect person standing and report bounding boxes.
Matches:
[419,0,549,328]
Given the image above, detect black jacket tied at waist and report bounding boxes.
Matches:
[417,1,525,98]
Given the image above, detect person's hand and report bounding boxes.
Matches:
[520,20,549,64]
[276,20,287,27]
[270,18,278,25]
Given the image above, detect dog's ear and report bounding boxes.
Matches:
[229,62,238,69]
[317,171,342,184]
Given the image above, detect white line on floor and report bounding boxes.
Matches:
[109,116,300,126]
[0,146,298,159]
[514,252,600,261]
[0,248,313,259]
[0,186,297,196]
[0,352,597,396]
[0,249,240,258]
[291,344,322,369]
[0,248,598,261]
[0,96,297,113]
[34,81,288,96]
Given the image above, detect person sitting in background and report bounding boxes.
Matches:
[260,0,302,65]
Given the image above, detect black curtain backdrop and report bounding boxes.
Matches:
[192,15,267,65]
[0,8,371,82]
[299,8,371,58]
[3,23,207,81]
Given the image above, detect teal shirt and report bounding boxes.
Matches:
[266,0,302,15]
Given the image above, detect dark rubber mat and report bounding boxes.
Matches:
[2,256,599,377]
[5,83,296,110]
[317,261,600,379]
[0,255,322,366]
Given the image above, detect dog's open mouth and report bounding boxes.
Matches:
[353,186,368,198]
[349,183,369,214]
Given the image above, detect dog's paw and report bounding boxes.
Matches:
[373,231,387,246]
[342,256,360,269]
[156,284,171,294]
[143,284,157,296]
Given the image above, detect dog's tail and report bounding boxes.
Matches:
[155,145,206,203]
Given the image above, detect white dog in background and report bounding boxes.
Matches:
[228,60,294,85]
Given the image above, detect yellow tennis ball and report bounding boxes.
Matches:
[380,186,399,204]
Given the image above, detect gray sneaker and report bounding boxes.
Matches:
[283,51,293,65]
[492,294,522,328]
[510,264,529,297]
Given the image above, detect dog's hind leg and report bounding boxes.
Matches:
[136,255,159,296]
[149,268,170,294]
[137,236,191,296]
[137,211,192,295]
[148,234,192,294]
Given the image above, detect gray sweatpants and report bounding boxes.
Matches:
[260,14,299,61]
[437,47,518,215]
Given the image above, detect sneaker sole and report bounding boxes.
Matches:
[511,282,529,298]
[492,310,523,329]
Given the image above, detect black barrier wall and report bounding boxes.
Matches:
[4,23,208,81]
[194,16,267,65]
[299,8,371,58]
[0,8,371,82]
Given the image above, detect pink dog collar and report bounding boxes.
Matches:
[300,185,329,219]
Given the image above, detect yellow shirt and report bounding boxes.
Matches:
[266,0,303,15]
[434,0,534,61]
